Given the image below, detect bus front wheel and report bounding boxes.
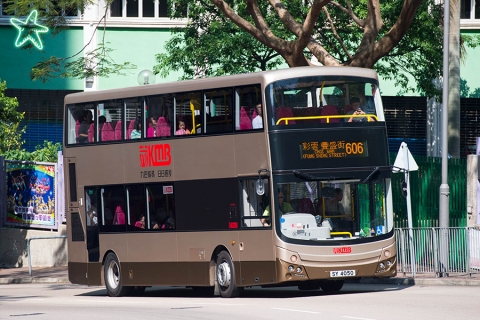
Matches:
[319,280,344,292]
[104,252,131,297]
[216,251,242,298]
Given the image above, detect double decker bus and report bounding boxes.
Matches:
[64,66,396,298]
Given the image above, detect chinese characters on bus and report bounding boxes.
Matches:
[301,141,368,159]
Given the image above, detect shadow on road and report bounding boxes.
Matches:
[76,283,410,299]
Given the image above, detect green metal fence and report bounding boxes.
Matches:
[390,153,467,228]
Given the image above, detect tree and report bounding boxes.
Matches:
[158,0,444,96]
[0,80,25,155]
[0,80,61,162]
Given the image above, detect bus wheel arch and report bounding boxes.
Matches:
[103,251,131,297]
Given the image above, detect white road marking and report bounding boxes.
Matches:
[342,316,377,320]
[272,308,319,314]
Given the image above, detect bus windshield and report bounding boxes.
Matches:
[265,76,383,128]
[272,177,392,243]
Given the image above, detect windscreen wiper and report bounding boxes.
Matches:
[361,167,379,183]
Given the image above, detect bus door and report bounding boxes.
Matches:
[238,177,276,286]
[65,157,89,284]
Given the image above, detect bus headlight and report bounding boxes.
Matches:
[288,265,294,272]
[386,260,392,267]
[296,267,302,273]
[379,262,385,270]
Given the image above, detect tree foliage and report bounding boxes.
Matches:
[157,0,444,96]
[0,81,61,162]
[0,80,25,154]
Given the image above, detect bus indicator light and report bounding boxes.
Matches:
[228,222,239,229]
[139,144,172,167]
[333,247,352,254]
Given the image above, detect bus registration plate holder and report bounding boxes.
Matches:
[330,270,355,277]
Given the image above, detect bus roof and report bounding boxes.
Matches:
[65,66,379,105]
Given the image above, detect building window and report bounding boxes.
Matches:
[461,0,480,19]
[109,0,185,18]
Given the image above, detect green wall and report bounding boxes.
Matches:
[96,28,183,90]
[0,25,84,90]
[460,30,480,98]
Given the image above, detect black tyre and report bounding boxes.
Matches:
[104,252,131,297]
[298,281,321,291]
[216,251,242,298]
[319,280,344,292]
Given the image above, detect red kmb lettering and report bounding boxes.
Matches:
[139,144,172,167]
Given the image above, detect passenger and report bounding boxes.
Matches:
[162,217,175,229]
[175,120,190,135]
[346,97,368,122]
[95,116,106,142]
[87,205,98,226]
[147,116,158,137]
[261,189,294,227]
[325,188,345,215]
[76,110,92,143]
[134,215,145,229]
[131,119,142,139]
[252,103,263,129]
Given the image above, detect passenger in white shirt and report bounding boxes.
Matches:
[252,103,263,129]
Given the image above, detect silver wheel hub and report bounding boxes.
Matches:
[107,260,120,289]
[217,261,231,287]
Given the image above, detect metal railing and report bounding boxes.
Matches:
[26,236,67,276]
[395,227,480,277]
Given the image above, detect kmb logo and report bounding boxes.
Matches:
[139,144,171,167]
[333,247,352,254]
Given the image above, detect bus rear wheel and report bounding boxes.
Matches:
[319,280,344,292]
[216,251,242,298]
[104,252,131,297]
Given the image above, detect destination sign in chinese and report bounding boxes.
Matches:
[300,141,368,159]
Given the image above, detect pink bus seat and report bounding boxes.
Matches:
[276,107,296,125]
[297,198,316,215]
[321,105,340,123]
[113,205,125,225]
[87,123,94,143]
[114,120,122,140]
[147,126,155,138]
[101,122,114,141]
[127,120,136,139]
[239,107,252,130]
[156,116,171,137]
[251,109,258,120]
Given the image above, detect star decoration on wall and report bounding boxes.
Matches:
[10,10,49,50]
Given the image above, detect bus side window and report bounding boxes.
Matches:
[239,178,269,228]
[146,184,176,230]
[235,85,262,131]
[205,88,233,134]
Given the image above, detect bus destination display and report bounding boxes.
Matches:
[300,141,368,159]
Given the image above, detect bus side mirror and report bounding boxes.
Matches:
[256,179,265,195]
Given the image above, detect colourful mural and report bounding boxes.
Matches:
[6,163,56,228]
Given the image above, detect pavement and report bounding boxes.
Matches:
[1,266,480,286]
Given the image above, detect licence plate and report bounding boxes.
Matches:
[330,270,356,277]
